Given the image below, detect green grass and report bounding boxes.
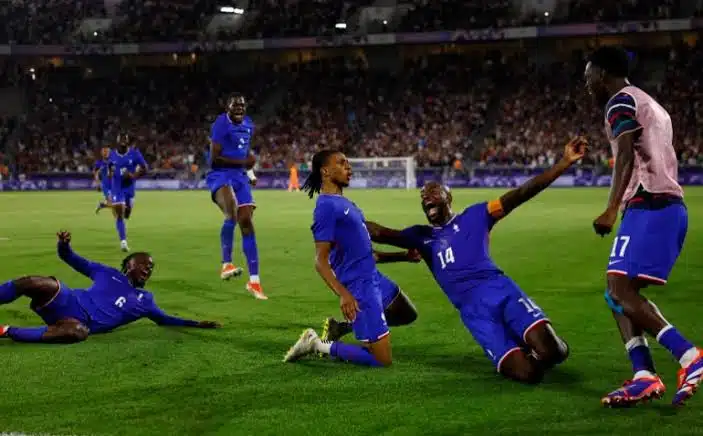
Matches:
[1,188,703,436]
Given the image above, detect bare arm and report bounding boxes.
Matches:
[496,137,585,219]
[210,140,252,169]
[365,221,415,249]
[605,132,636,212]
[314,242,352,297]
[374,249,420,264]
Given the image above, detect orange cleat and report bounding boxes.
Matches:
[220,263,243,281]
[246,281,268,300]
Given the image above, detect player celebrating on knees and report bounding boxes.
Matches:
[586,46,702,407]
[108,133,148,252]
[93,147,112,214]
[206,94,266,300]
[283,150,397,367]
[321,250,420,343]
[0,231,221,344]
[364,137,587,383]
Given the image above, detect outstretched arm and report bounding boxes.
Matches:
[147,303,220,329]
[365,221,416,249]
[493,137,587,220]
[374,249,421,264]
[56,231,101,278]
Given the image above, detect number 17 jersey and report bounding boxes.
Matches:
[399,201,504,308]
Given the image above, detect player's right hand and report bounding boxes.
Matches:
[406,249,422,263]
[57,231,71,244]
[339,291,359,322]
[245,154,256,169]
[561,136,588,164]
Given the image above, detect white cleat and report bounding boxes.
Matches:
[120,240,129,252]
[220,263,243,280]
[283,328,319,363]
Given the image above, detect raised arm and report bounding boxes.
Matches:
[365,221,416,249]
[56,231,101,278]
[493,137,586,220]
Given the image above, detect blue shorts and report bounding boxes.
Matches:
[111,188,135,206]
[376,271,400,309]
[101,183,111,199]
[458,275,549,372]
[206,170,255,207]
[606,203,688,285]
[32,282,90,328]
[347,275,390,343]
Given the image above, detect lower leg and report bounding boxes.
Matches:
[239,211,260,282]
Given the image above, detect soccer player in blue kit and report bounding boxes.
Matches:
[0,231,221,343]
[283,150,401,367]
[207,94,266,300]
[108,133,148,252]
[364,137,587,383]
[93,147,112,214]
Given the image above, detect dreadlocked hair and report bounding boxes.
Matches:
[302,149,338,199]
[589,46,630,78]
[121,252,151,274]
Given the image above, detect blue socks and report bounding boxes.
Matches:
[0,281,18,304]
[626,337,656,374]
[657,325,695,361]
[242,233,259,276]
[116,217,127,241]
[220,219,236,263]
[6,326,48,342]
[330,342,383,367]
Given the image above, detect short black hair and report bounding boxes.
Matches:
[589,46,630,78]
[302,150,339,199]
[121,252,151,274]
[228,93,245,104]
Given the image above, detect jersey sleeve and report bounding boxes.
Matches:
[311,201,337,242]
[145,295,199,327]
[134,150,148,169]
[210,118,227,144]
[606,92,643,139]
[464,201,501,231]
[57,242,106,278]
[398,225,424,249]
[93,161,103,172]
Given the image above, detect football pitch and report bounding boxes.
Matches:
[1,188,702,436]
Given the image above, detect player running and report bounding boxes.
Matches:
[108,133,148,252]
[0,231,221,344]
[320,250,420,343]
[283,150,403,368]
[93,147,112,214]
[585,46,702,407]
[363,137,587,383]
[206,94,265,299]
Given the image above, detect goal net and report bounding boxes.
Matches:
[347,157,417,190]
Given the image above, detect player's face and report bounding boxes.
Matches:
[584,62,609,106]
[228,97,246,123]
[118,135,130,152]
[125,254,154,287]
[323,153,352,187]
[420,181,452,225]
[101,148,110,159]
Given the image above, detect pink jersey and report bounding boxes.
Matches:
[604,85,683,206]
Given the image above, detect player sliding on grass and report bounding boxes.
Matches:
[586,46,703,407]
[0,231,221,343]
[363,137,587,384]
[320,250,420,343]
[284,150,414,367]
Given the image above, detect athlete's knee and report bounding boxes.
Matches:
[238,210,255,233]
[500,351,544,384]
[525,322,568,366]
[384,291,418,327]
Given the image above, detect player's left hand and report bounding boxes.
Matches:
[249,177,257,187]
[561,136,588,165]
[593,208,618,237]
[406,249,422,263]
[197,321,222,329]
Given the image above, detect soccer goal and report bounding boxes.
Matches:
[347,157,417,190]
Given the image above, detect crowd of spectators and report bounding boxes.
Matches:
[2,0,700,44]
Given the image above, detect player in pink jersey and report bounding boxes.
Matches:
[585,46,702,408]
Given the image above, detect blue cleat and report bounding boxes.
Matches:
[673,349,703,407]
[602,376,666,408]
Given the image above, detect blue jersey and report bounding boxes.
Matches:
[399,201,504,308]
[93,159,109,186]
[209,113,254,178]
[108,148,147,192]
[57,242,197,333]
[311,194,376,286]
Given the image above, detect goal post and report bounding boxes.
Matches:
[347,156,417,190]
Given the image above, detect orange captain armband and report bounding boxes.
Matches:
[487,199,505,219]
